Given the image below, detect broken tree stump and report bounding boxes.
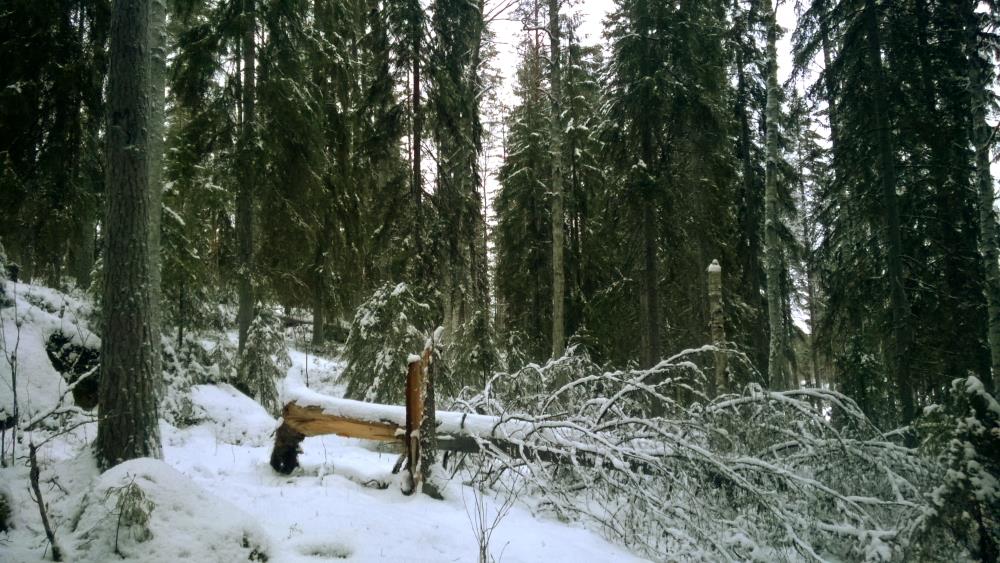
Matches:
[404,353,425,493]
[707,259,728,396]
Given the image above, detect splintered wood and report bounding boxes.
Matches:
[404,351,430,493]
[281,403,399,441]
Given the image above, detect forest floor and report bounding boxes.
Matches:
[0,280,644,562]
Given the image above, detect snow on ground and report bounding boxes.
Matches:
[162,356,644,563]
[0,281,99,424]
[1,282,645,562]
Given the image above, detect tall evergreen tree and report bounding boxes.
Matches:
[965,0,1000,394]
[548,0,566,359]
[97,0,164,467]
[794,0,993,425]
[429,0,490,336]
[235,0,257,354]
[762,0,790,388]
[603,0,736,367]
[496,9,552,362]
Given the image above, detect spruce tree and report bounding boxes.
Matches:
[965,0,1000,394]
[97,0,164,467]
[762,0,789,389]
[496,11,553,363]
[547,0,566,359]
[429,0,491,341]
[603,0,736,367]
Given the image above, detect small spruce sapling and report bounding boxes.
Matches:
[238,306,290,416]
[920,376,999,561]
[342,283,436,404]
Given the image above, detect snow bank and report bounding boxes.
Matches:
[189,383,277,446]
[1,281,99,423]
[72,458,270,563]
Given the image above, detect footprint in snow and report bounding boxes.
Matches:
[297,541,353,559]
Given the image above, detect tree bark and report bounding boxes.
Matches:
[640,202,660,368]
[763,0,787,389]
[818,0,840,153]
[965,2,1000,394]
[70,217,95,289]
[236,0,257,354]
[707,260,727,395]
[548,0,566,359]
[149,0,165,393]
[311,214,332,347]
[97,0,163,467]
[411,1,423,210]
[865,0,915,425]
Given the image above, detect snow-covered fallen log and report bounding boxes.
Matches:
[270,385,599,474]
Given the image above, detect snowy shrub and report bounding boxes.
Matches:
[238,307,290,416]
[456,346,934,562]
[916,376,999,561]
[105,477,155,548]
[160,334,223,426]
[342,283,437,404]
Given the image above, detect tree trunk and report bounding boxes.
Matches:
[707,260,727,395]
[311,215,332,347]
[149,0,165,392]
[311,287,325,347]
[408,1,429,285]
[763,0,787,389]
[548,0,566,359]
[735,59,767,371]
[966,2,1000,394]
[800,175,820,389]
[411,2,423,211]
[640,202,660,367]
[818,0,840,153]
[70,217,95,289]
[97,0,163,467]
[865,0,915,425]
[236,0,256,354]
[177,278,185,351]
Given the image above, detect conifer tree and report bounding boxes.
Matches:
[236,0,257,354]
[603,0,736,367]
[548,0,566,359]
[429,0,490,338]
[97,0,164,467]
[965,0,1000,394]
[762,0,789,389]
[496,7,552,362]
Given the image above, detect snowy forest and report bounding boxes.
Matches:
[1,0,999,561]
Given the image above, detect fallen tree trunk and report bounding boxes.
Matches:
[268,395,656,475]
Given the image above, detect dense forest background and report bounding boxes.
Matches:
[4,0,999,426]
[1,0,999,559]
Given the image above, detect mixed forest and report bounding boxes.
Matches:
[1,0,999,561]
